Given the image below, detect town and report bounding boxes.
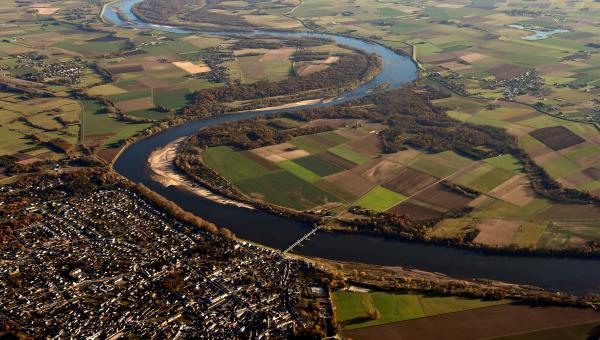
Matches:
[0,172,332,338]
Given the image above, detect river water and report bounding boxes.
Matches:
[106,0,600,295]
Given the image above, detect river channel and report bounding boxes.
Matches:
[106,0,600,295]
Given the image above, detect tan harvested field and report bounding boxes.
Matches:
[298,64,328,76]
[318,56,339,64]
[412,184,472,210]
[261,47,295,61]
[459,52,487,63]
[116,97,155,113]
[487,175,535,207]
[251,143,309,162]
[383,148,421,165]
[343,305,600,340]
[354,159,405,184]
[474,219,521,246]
[381,167,438,196]
[172,61,211,74]
[32,7,59,15]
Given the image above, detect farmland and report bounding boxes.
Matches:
[332,290,510,330]
[192,105,600,252]
[0,2,357,167]
[338,292,600,340]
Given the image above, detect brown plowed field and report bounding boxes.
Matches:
[317,151,357,170]
[381,167,438,196]
[387,201,443,220]
[107,64,144,74]
[345,134,382,156]
[583,166,600,180]
[529,126,585,151]
[536,203,600,220]
[116,97,154,113]
[412,184,472,210]
[344,305,600,340]
[474,219,520,246]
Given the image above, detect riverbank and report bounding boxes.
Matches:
[310,258,599,307]
[106,0,600,296]
[148,138,254,209]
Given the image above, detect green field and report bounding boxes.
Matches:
[291,135,331,154]
[82,100,150,146]
[203,146,275,182]
[355,186,407,212]
[154,88,191,109]
[235,171,340,210]
[329,145,370,164]
[277,160,322,182]
[332,291,510,330]
[292,155,344,177]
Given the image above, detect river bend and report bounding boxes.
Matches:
[105,0,600,295]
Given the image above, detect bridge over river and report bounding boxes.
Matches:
[106,0,600,296]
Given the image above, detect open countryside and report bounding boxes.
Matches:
[1,0,600,339]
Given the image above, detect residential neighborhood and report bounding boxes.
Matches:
[0,174,332,338]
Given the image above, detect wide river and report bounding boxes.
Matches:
[106,0,600,295]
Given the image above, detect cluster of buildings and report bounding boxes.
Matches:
[13,52,83,85]
[490,70,544,100]
[0,178,331,338]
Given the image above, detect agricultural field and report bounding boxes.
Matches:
[202,112,600,251]
[0,3,349,166]
[336,290,600,340]
[278,0,600,123]
[429,94,600,250]
[0,91,80,161]
[332,290,510,331]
